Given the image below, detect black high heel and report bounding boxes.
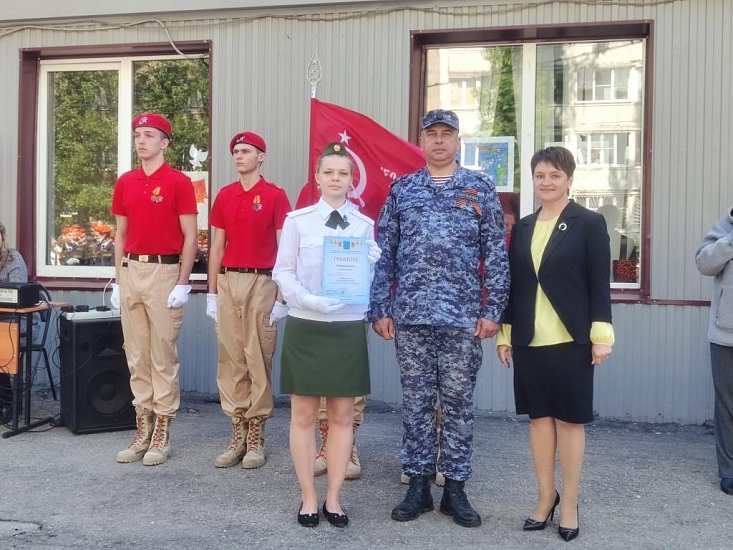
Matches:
[558,506,580,541]
[297,503,319,527]
[523,491,560,531]
[323,502,349,527]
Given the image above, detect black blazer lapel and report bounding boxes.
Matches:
[539,201,582,268]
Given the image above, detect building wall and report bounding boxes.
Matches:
[1,0,729,423]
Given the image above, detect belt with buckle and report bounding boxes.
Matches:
[220,266,273,276]
[124,253,180,264]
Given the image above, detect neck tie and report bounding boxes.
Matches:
[325,210,349,230]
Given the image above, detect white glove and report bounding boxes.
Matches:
[365,239,382,264]
[206,293,218,321]
[110,283,120,309]
[301,294,345,314]
[167,284,192,308]
[268,300,289,326]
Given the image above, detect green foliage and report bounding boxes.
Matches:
[489,48,518,138]
[132,59,209,172]
[478,47,521,192]
[52,70,119,234]
[50,58,209,237]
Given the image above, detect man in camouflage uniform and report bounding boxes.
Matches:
[369,109,509,528]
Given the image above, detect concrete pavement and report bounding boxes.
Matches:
[0,393,730,550]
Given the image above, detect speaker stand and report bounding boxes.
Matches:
[2,415,54,439]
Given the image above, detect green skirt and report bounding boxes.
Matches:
[280,316,370,397]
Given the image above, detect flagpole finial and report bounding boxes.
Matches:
[307,52,322,98]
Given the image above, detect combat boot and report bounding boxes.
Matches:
[214,416,248,468]
[440,478,482,527]
[314,421,328,476]
[391,475,434,521]
[345,423,361,480]
[116,407,154,463]
[242,417,266,469]
[143,415,172,466]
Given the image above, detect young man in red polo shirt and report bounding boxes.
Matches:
[111,113,198,466]
[207,132,292,469]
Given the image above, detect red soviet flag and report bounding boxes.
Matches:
[297,98,425,221]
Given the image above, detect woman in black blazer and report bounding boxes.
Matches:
[497,147,614,542]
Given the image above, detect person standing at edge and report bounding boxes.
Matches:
[111,113,198,466]
[206,131,292,469]
[0,221,43,423]
[497,147,614,542]
[369,109,510,528]
[696,206,733,496]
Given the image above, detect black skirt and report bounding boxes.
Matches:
[280,316,370,397]
[512,342,594,424]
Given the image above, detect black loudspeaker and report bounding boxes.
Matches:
[60,316,136,434]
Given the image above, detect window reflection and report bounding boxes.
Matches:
[47,70,119,266]
[42,58,210,273]
[537,40,643,285]
[423,38,644,287]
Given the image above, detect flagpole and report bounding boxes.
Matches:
[302,52,324,208]
[307,52,322,98]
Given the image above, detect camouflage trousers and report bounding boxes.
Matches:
[395,324,482,481]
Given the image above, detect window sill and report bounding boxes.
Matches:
[611,288,710,306]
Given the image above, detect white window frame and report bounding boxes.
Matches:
[36,55,208,280]
[450,78,481,109]
[577,132,631,167]
[578,67,632,103]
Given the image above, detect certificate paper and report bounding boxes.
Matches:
[322,236,370,305]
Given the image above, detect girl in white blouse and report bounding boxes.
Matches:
[273,143,380,527]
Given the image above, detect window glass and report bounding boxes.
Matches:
[132,59,211,274]
[46,69,119,268]
[423,38,644,289]
[537,40,643,286]
[425,45,522,246]
[37,56,210,278]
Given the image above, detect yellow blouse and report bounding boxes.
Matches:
[497,217,615,347]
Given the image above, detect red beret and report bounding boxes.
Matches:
[132,113,172,138]
[230,132,266,154]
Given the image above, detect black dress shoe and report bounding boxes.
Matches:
[558,506,580,542]
[297,503,319,527]
[323,502,349,527]
[721,478,733,495]
[523,491,560,531]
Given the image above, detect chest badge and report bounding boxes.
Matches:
[455,189,481,216]
[252,194,262,211]
[150,186,163,203]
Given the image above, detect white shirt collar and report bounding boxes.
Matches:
[316,198,352,220]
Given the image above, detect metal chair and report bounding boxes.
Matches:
[18,283,57,401]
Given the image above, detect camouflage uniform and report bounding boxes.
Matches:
[369,165,509,481]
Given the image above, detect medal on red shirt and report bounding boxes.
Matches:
[252,195,262,211]
[150,186,163,203]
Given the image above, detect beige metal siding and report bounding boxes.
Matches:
[1,1,729,422]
